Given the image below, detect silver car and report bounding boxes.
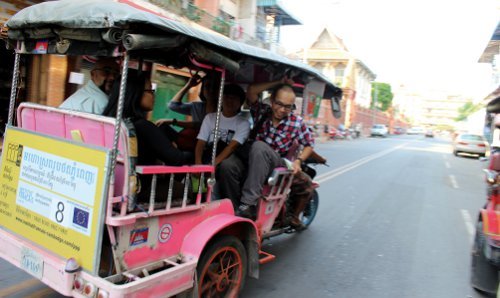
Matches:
[370,124,388,137]
[453,134,489,157]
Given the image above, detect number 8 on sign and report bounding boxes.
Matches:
[55,201,65,223]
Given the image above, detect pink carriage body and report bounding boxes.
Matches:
[0,103,295,297]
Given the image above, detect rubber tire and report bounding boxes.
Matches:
[197,235,247,298]
[470,221,499,294]
[301,190,319,227]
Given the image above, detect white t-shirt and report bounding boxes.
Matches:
[197,113,250,145]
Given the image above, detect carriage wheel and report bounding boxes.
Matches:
[197,236,247,298]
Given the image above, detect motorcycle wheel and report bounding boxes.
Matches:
[470,221,499,294]
[197,235,247,297]
[300,190,319,227]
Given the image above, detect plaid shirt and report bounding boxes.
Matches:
[250,102,314,157]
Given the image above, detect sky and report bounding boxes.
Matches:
[280,0,500,98]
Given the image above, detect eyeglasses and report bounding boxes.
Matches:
[144,89,156,94]
[272,100,296,111]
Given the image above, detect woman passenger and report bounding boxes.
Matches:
[103,70,192,166]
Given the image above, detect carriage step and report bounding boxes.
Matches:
[259,250,276,265]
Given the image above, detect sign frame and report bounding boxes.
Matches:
[0,126,111,274]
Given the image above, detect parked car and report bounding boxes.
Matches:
[425,129,434,138]
[394,127,405,135]
[370,124,388,137]
[453,133,489,157]
[407,127,425,135]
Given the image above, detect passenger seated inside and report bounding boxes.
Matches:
[103,70,193,203]
[195,84,249,205]
[155,72,218,151]
[60,57,119,114]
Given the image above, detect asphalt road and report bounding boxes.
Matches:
[0,134,492,297]
[241,134,489,298]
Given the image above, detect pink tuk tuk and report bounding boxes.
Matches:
[0,1,341,297]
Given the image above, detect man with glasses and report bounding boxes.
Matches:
[60,57,119,114]
[219,78,315,229]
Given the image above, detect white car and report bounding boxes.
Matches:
[370,124,388,137]
[453,133,489,157]
[407,127,425,135]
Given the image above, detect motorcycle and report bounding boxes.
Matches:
[261,153,326,240]
[470,103,500,295]
[470,149,500,294]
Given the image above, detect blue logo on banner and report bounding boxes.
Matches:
[73,207,89,229]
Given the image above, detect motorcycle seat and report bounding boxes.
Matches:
[489,152,500,171]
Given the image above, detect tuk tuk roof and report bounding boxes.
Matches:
[5,0,341,99]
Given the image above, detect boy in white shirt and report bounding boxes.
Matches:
[195,84,249,166]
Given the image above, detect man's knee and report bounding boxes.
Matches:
[250,141,270,153]
[218,155,244,177]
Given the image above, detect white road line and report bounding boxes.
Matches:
[445,161,450,169]
[461,209,475,243]
[315,143,409,184]
[449,174,459,189]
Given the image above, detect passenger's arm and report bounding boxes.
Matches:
[195,139,206,165]
[214,140,240,166]
[293,146,313,175]
[246,76,294,106]
[155,119,202,130]
[170,75,201,105]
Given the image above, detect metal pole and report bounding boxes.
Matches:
[7,52,21,127]
[210,70,225,180]
[109,53,129,191]
[372,84,378,126]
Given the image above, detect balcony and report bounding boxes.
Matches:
[150,0,231,37]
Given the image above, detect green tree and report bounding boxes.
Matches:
[455,101,483,122]
[371,82,393,112]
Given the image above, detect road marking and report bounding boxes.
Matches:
[0,278,41,297]
[449,175,458,189]
[461,209,475,243]
[315,143,409,184]
[445,161,450,169]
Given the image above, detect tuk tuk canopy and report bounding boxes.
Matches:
[5,0,341,100]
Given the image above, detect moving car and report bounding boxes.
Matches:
[425,129,434,138]
[453,133,489,157]
[370,124,388,137]
[407,126,425,135]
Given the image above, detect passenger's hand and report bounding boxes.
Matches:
[155,119,172,126]
[188,74,202,87]
[292,159,302,175]
[281,76,294,86]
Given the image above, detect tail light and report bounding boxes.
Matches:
[97,289,110,298]
[458,141,468,145]
[478,144,486,147]
[83,283,97,296]
[73,277,84,292]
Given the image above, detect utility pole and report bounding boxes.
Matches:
[372,83,378,125]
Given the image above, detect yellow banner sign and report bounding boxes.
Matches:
[0,127,110,273]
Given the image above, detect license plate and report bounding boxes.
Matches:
[20,247,44,279]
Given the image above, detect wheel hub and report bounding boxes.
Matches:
[216,274,229,291]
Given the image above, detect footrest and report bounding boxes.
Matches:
[259,250,276,265]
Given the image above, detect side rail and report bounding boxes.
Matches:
[264,167,294,200]
[106,165,215,226]
[257,167,294,234]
